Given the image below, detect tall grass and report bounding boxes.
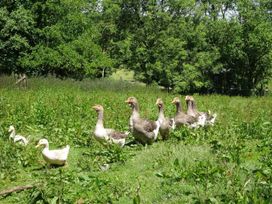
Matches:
[0,76,271,203]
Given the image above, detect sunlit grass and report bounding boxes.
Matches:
[0,76,271,203]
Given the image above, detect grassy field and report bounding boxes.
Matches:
[0,76,271,203]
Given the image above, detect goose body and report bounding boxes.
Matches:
[36,139,70,166]
[156,98,172,140]
[171,97,197,129]
[185,96,217,126]
[8,125,29,146]
[93,105,129,147]
[126,97,160,145]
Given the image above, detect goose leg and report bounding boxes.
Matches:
[63,162,68,168]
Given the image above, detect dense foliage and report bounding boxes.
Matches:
[0,76,272,203]
[0,0,271,95]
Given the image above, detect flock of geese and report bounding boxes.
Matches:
[7,96,216,167]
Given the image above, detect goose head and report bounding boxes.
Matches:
[185,96,196,110]
[171,97,181,105]
[8,125,15,133]
[185,95,193,106]
[92,104,104,113]
[185,95,191,102]
[125,97,138,108]
[186,96,195,101]
[156,98,164,108]
[36,138,49,148]
[172,97,182,113]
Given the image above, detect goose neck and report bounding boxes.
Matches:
[42,143,49,151]
[158,106,165,119]
[176,102,182,113]
[187,100,194,112]
[191,100,197,111]
[9,130,15,138]
[96,110,104,128]
[132,104,140,118]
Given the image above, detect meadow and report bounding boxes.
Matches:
[0,76,271,203]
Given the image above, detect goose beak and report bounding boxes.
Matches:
[125,99,130,103]
[35,144,40,148]
[171,100,175,104]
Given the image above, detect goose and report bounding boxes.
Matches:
[171,97,197,129]
[125,97,160,145]
[93,104,129,147]
[185,95,204,118]
[156,98,173,140]
[36,139,70,166]
[185,95,206,127]
[185,96,217,126]
[8,125,29,145]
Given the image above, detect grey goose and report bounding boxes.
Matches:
[125,97,160,145]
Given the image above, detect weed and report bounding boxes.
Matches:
[0,76,271,203]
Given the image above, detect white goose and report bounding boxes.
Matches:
[93,104,129,147]
[8,125,29,145]
[36,139,70,166]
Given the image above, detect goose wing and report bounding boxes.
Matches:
[139,118,158,132]
[175,112,196,125]
[105,128,129,139]
[45,146,70,161]
[14,135,28,145]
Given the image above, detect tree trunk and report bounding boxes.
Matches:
[102,68,106,78]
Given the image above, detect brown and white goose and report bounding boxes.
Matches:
[171,97,197,129]
[185,95,203,117]
[125,97,160,145]
[156,98,173,140]
[185,96,217,126]
[93,105,129,147]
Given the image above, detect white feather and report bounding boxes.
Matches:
[153,120,161,140]
[8,125,29,146]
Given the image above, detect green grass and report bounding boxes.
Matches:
[0,76,271,203]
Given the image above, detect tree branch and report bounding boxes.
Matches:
[15,74,27,85]
[0,185,35,197]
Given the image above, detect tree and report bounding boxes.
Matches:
[0,0,271,95]
[0,6,35,74]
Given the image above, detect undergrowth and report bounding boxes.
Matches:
[0,76,271,203]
